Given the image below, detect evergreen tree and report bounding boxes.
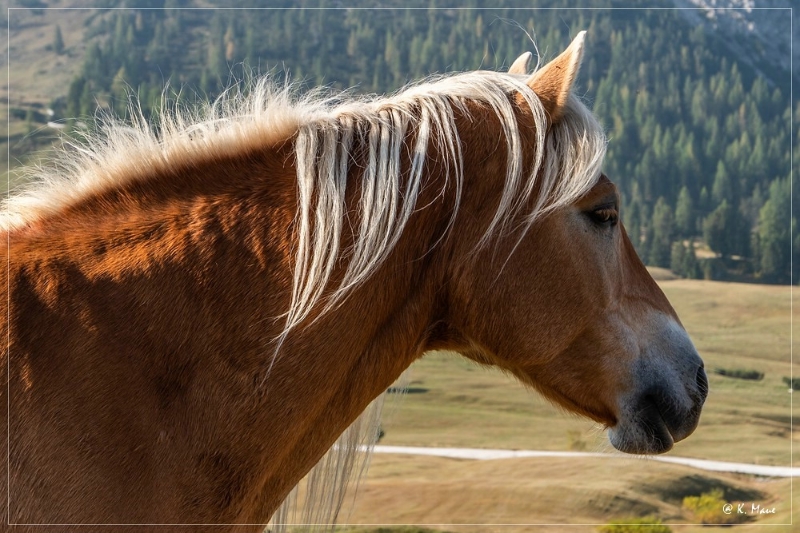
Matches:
[711,160,731,205]
[111,67,129,115]
[703,200,734,257]
[384,29,400,85]
[649,197,674,268]
[682,240,701,279]
[112,13,127,61]
[65,76,85,118]
[698,186,710,214]
[670,241,686,275]
[624,197,643,255]
[208,21,227,82]
[757,178,791,282]
[674,186,694,237]
[82,43,103,86]
[79,81,95,117]
[53,25,64,55]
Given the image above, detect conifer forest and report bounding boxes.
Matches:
[9,0,798,284]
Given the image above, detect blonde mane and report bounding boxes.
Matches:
[3,69,606,531]
[274,75,605,532]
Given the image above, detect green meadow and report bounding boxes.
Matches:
[334,273,798,531]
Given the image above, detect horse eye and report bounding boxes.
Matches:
[588,207,619,227]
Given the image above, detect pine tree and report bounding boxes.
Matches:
[208,23,227,83]
[112,14,127,61]
[53,25,64,55]
[79,80,94,117]
[82,43,103,85]
[703,200,734,257]
[65,76,84,119]
[670,241,686,275]
[111,67,129,116]
[649,197,674,268]
[757,178,791,283]
[682,240,701,279]
[384,29,400,85]
[624,197,643,254]
[674,186,694,237]
[711,161,731,205]
[699,187,710,214]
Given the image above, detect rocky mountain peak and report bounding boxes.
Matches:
[670,0,796,84]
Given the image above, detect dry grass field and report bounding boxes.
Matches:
[341,455,796,532]
[326,274,797,532]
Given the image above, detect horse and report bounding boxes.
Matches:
[1,32,707,531]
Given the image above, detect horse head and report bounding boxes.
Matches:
[436,33,707,455]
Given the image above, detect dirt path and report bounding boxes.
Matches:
[373,445,800,477]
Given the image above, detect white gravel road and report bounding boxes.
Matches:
[373,445,800,477]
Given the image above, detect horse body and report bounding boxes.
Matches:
[1,131,443,528]
[1,33,706,530]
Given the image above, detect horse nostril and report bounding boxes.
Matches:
[696,364,708,402]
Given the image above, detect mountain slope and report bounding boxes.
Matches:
[671,0,796,88]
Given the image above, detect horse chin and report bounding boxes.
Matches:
[608,402,677,455]
[608,396,707,455]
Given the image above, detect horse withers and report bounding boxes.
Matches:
[1,32,706,530]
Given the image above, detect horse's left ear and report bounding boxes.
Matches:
[527,31,586,123]
[508,52,532,74]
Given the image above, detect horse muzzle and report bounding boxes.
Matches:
[608,318,708,455]
[610,366,707,454]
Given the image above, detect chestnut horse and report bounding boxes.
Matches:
[1,33,706,531]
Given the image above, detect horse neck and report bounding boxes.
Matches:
[255,134,463,521]
[262,99,539,460]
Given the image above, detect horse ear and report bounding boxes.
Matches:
[508,52,532,74]
[526,31,586,123]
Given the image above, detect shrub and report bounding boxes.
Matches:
[783,377,800,390]
[713,368,763,380]
[682,488,747,524]
[598,516,671,533]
